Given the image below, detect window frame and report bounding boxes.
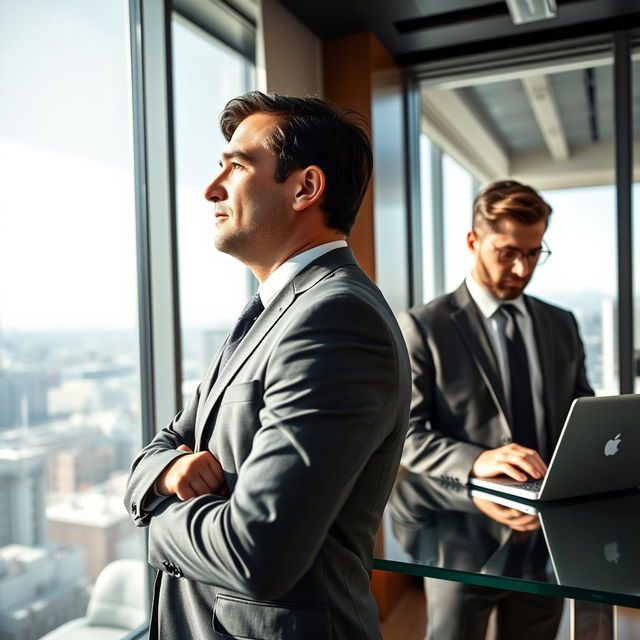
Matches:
[127,0,256,627]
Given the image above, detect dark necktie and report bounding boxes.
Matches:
[500,304,538,451]
[219,293,264,372]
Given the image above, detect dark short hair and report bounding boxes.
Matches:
[472,180,552,234]
[220,91,373,236]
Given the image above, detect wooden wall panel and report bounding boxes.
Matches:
[323,34,376,282]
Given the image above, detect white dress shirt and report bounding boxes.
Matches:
[465,274,546,454]
[258,240,348,307]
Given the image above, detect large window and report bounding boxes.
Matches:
[0,0,256,637]
[528,185,617,394]
[172,15,255,405]
[442,153,476,293]
[0,1,146,638]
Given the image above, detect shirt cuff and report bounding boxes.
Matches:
[142,481,171,512]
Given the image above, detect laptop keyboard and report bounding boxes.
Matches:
[513,479,542,492]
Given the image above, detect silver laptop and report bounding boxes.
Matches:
[468,394,640,501]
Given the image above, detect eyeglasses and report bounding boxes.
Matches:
[486,239,552,266]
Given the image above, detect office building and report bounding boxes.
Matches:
[47,482,142,582]
[0,544,88,640]
[0,448,47,548]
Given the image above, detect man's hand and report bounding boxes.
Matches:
[156,445,227,501]
[471,443,547,482]
[471,497,540,531]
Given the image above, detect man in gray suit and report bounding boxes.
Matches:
[399,180,593,639]
[124,92,411,639]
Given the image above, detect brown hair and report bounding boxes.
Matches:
[472,180,552,234]
[220,91,373,236]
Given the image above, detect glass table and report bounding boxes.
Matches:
[373,470,640,639]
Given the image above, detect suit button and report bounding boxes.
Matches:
[501,435,512,445]
[162,561,182,578]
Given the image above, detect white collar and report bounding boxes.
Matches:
[464,273,527,319]
[258,240,348,307]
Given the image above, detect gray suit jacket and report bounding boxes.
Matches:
[398,282,593,484]
[124,247,411,639]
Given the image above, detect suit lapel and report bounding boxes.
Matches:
[195,283,295,441]
[450,283,510,426]
[195,247,357,444]
[198,339,227,404]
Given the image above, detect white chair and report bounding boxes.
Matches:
[40,559,147,640]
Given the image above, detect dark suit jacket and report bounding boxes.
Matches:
[398,282,593,484]
[124,247,411,639]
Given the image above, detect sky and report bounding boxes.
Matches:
[0,2,252,332]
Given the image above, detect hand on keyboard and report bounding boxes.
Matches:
[471,443,547,482]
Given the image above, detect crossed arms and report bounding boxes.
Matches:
[124,291,407,599]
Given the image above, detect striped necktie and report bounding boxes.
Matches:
[219,293,264,371]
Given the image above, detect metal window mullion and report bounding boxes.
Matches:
[405,73,423,308]
[614,33,633,395]
[130,0,181,439]
[431,144,445,297]
[129,0,181,617]
[129,0,156,450]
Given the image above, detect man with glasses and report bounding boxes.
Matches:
[399,180,593,640]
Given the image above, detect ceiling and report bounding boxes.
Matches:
[278,0,640,189]
[277,0,640,68]
[421,59,636,189]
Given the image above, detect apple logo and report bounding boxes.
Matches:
[604,433,622,457]
[604,541,620,564]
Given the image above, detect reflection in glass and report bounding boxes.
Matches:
[386,472,560,640]
[383,472,640,639]
[0,1,145,638]
[385,472,640,597]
